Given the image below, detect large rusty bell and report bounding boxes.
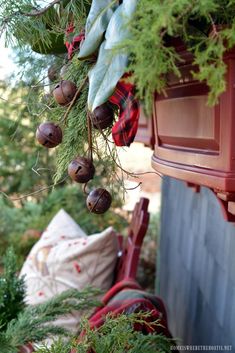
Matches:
[86,188,112,214]
[53,80,77,106]
[36,122,62,148]
[68,157,95,183]
[91,103,114,130]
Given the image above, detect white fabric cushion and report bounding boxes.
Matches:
[20,209,118,333]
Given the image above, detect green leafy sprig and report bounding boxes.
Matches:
[0,287,101,353]
[0,0,90,54]
[125,0,235,113]
[35,312,173,353]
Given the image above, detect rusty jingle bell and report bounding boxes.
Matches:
[68,157,95,183]
[86,188,112,214]
[36,122,62,148]
[53,80,77,106]
[91,103,114,130]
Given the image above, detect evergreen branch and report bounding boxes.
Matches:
[0,0,68,38]
[61,75,88,126]
[160,1,197,39]
[0,288,101,352]
[87,111,93,161]
[1,0,69,20]
[53,59,91,183]
[123,0,235,112]
[23,0,67,17]
[35,312,174,353]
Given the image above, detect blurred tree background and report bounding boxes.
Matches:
[0,1,158,293]
[0,39,126,266]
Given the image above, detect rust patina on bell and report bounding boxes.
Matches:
[36,122,62,148]
[68,157,95,183]
[91,103,114,130]
[53,80,77,106]
[86,188,112,214]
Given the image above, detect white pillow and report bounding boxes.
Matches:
[20,209,118,334]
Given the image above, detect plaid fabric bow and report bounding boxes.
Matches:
[65,25,85,59]
[109,78,140,147]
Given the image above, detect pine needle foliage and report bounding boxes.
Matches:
[35,313,173,353]
[53,59,90,183]
[0,249,102,353]
[125,0,235,113]
[0,248,25,331]
[34,338,73,353]
[1,0,131,204]
[0,287,101,353]
[45,57,124,201]
[0,0,90,51]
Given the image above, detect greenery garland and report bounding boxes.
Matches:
[35,313,173,353]
[0,248,101,353]
[0,0,126,207]
[125,0,235,113]
[2,0,235,193]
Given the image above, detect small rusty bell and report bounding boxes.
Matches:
[36,122,62,148]
[53,80,77,106]
[68,157,95,183]
[91,103,114,130]
[86,188,112,214]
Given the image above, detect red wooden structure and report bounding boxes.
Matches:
[115,197,150,283]
[87,197,173,344]
[151,39,235,221]
[134,106,155,149]
[19,198,171,353]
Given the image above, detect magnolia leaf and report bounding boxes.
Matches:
[88,0,138,111]
[78,0,117,59]
[88,41,128,111]
[105,0,138,50]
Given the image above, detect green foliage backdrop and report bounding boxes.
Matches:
[125,0,235,112]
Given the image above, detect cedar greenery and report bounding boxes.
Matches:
[35,313,173,353]
[0,287,101,353]
[0,249,171,353]
[0,0,125,205]
[51,59,90,183]
[125,0,235,113]
[0,248,101,353]
[0,0,90,52]
[42,56,124,199]
[5,0,235,202]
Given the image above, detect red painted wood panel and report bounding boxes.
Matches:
[152,45,235,193]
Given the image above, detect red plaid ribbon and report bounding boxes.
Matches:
[109,78,140,147]
[65,26,140,146]
[65,24,85,59]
